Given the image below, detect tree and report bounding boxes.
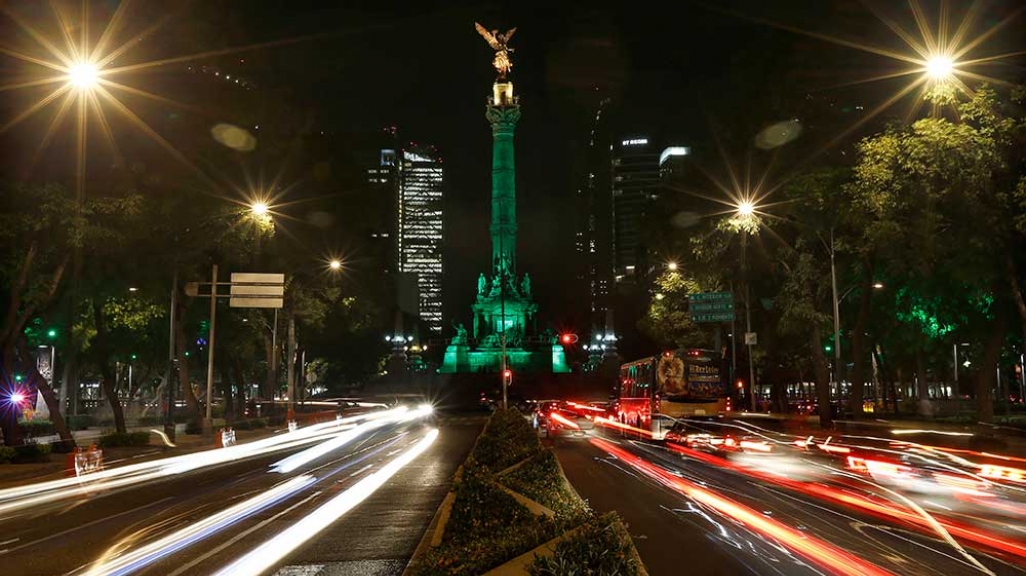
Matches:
[0,183,138,446]
[849,85,1025,423]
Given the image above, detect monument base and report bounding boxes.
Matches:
[438,343,570,374]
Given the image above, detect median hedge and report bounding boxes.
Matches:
[529,512,644,576]
[502,450,591,528]
[407,408,647,575]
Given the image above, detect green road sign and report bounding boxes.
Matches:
[689,292,735,322]
[690,312,736,323]
[689,301,734,313]
[689,292,733,302]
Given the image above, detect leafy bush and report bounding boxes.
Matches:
[472,408,543,471]
[9,443,52,463]
[98,431,152,447]
[502,451,591,527]
[410,461,555,576]
[19,419,55,438]
[0,446,17,464]
[66,414,95,431]
[528,513,644,576]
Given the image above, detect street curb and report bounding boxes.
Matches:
[401,467,459,576]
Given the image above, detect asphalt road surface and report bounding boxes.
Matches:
[0,410,483,576]
[553,424,1026,576]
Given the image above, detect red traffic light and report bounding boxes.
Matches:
[560,333,579,344]
[503,369,512,378]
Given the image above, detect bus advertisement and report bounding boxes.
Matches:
[617,349,727,439]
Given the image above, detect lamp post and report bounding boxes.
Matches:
[735,200,757,410]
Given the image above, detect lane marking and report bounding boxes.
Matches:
[0,496,173,556]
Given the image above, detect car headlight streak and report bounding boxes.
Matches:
[214,428,439,576]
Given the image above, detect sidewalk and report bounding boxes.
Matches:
[0,425,282,488]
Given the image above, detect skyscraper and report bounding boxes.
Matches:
[397,146,445,336]
[574,96,613,328]
[611,137,661,282]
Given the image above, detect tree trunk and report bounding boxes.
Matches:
[219,362,234,421]
[93,301,127,434]
[17,338,74,449]
[848,259,874,419]
[232,355,248,420]
[1,347,24,446]
[975,315,1007,425]
[1006,256,1026,358]
[174,299,200,420]
[915,344,932,417]
[263,333,276,399]
[810,323,833,428]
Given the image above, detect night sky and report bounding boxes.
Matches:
[3,0,1024,336]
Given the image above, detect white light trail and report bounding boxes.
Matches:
[84,476,316,576]
[0,407,408,517]
[271,406,429,474]
[214,428,439,576]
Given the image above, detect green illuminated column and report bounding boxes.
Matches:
[486,82,520,279]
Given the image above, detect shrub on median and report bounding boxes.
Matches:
[0,446,17,464]
[410,460,556,576]
[528,512,644,576]
[408,408,647,576]
[97,431,151,447]
[501,450,591,527]
[471,408,544,471]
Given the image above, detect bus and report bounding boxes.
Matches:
[617,349,727,439]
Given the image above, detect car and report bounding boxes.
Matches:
[544,405,595,440]
[664,422,775,455]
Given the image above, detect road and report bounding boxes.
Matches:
[0,407,483,576]
[552,416,1026,576]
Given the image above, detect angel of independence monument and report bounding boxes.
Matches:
[440,23,570,375]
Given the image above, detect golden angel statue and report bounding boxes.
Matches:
[475,22,517,79]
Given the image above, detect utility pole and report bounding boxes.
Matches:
[830,231,842,402]
[203,264,218,433]
[164,270,177,440]
[287,315,296,421]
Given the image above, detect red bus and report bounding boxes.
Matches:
[617,349,727,439]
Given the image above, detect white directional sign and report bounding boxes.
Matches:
[230,273,285,308]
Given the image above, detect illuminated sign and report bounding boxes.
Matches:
[621,138,648,146]
[659,146,691,165]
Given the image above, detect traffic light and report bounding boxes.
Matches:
[46,328,57,339]
[503,369,512,384]
[824,344,833,353]
[560,333,579,345]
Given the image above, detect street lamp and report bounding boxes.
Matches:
[732,199,761,411]
[666,262,678,271]
[328,259,342,270]
[925,55,954,80]
[68,62,99,89]
[250,202,269,216]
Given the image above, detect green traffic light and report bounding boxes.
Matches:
[46,328,57,339]
[824,345,833,352]
[14,374,23,382]
[131,354,138,360]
